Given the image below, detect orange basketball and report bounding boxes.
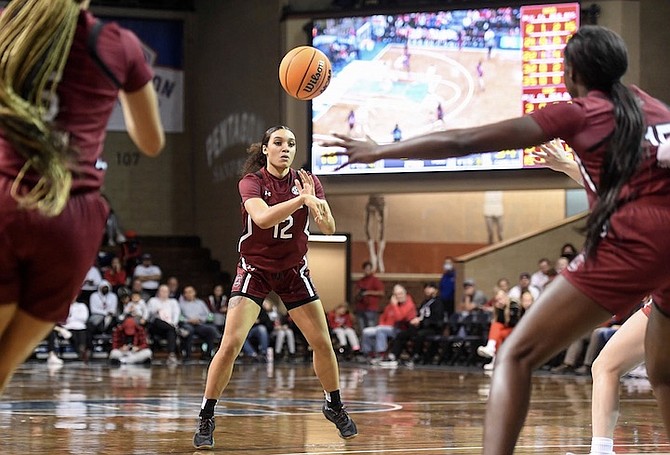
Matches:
[279,46,332,100]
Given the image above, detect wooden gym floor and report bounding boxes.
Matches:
[0,359,667,454]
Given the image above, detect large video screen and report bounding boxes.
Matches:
[310,2,580,175]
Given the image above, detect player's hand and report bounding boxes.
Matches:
[320,133,382,170]
[532,138,571,171]
[302,194,327,222]
[296,169,316,196]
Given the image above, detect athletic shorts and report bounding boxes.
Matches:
[563,199,670,317]
[0,177,108,322]
[230,257,320,310]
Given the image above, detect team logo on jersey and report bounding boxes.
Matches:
[291,186,300,195]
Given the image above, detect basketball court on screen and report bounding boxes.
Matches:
[313,43,520,145]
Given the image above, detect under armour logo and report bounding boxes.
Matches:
[264,190,272,198]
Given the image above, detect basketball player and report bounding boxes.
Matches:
[535,139,651,455]
[193,126,357,449]
[477,60,485,92]
[347,109,355,134]
[322,25,670,454]
[0,0,163,392]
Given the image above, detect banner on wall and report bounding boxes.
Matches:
[103,16,184,133]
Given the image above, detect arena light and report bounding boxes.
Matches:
[309,234,348,243]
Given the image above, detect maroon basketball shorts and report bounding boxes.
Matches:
[231,257,320,310]
[563,200,670,317]
[0,178,108,322]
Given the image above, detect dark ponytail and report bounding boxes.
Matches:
[240,125,292,176]
[564,26,645,257]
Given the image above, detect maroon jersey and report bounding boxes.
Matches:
[532,86,670,208]
[0,10,153,192]
[237,167,325,273]
[533,87,670,316]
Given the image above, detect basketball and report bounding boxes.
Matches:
[279,46,332,100]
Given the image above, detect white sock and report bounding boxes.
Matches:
[486,339,496,350]
[590,436,614,454]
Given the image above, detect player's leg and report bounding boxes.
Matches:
[583,308,647,455]
[0,304,54,391]
[290,300,358,439]
[290,300,339,390]
[483,275,611,455]
[203,296,260,398]
[644,303,670,437]
[194,296,260,449]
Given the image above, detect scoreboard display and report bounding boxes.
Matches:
[310,2,581,176]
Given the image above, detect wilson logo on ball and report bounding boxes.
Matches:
[279,46,333,101]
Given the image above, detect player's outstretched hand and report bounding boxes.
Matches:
[532,138,570,171]
[320,133,381,170]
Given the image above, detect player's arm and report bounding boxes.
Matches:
[119,82,165,157]
[244,196,308,230]
[322,116,550,166]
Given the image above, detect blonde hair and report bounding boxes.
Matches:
[0,0,85,216]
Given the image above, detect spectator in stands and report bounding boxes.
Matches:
[483,277,511,313]
[560,242,578,262]
[133,253,162,298]
[327,302,361,355]
[460,279,488,313]
[102,194,126,247]
[121,230,143,277]
[62,300,89,362]
[263,300,295,361]
[179,285,220,361]
[46,302,89,365]
[86,280,119,354]
[361,284,416,363]
[354,261,385,330]
[109,317,152,365]
[44,331,64,366]
[551,308,635,375]
[147,284,181,365]
[508,272,541,301]
[241,303,273,362]
[387,282,445,366]
[207,284,228,331]
[44,325,72,367]
[554,256,570,274]
[478,289,534,370]
[104,256,128,293]
[80,265,102,305]
[167,276,182,300]
[530,258,552,292]
[130,278,151,302]
[439,257,456,316]
[120,290,149,326]
[543,268,559,289]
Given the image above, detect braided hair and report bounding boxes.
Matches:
[564,25,645,257]
[0,0,86,216]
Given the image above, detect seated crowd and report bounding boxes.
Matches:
[42,239,635,381]
[41,247,230,367]
[333,242,633,375]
